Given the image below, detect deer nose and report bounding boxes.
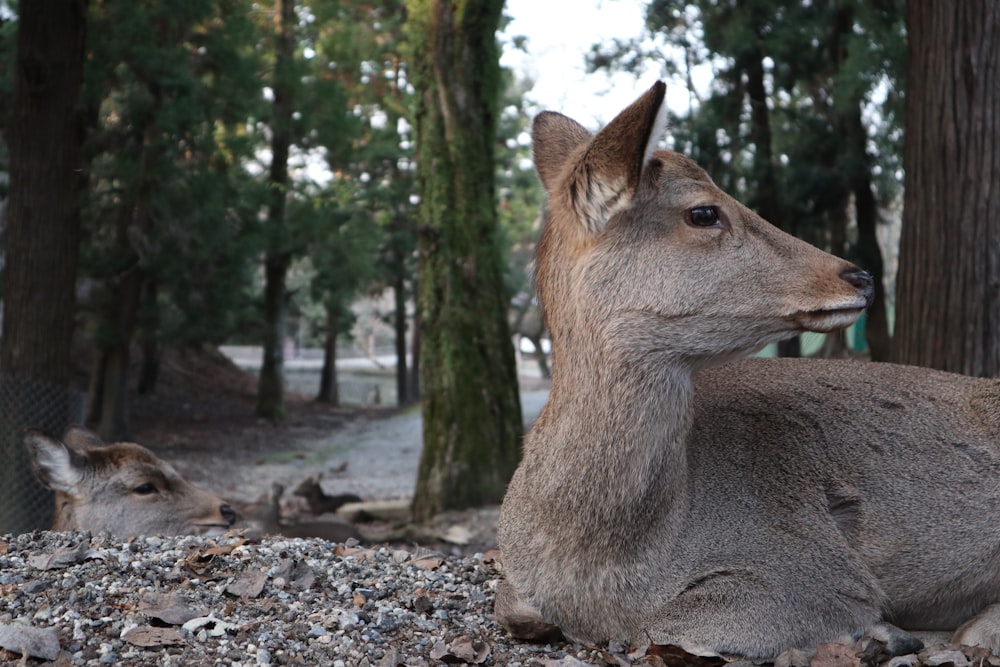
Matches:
[220,504,238,526]
[840,268,875,307]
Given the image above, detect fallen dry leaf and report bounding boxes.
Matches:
[225,569,268,599]
[0,622,61,661]
[202,538,246,558]
[428,636,490,664]
[810,642,862,667]
[27,541,105,570]
[480,549,501,568]
[123,625,186,648]
[646,644,728,667]
[406,549,445,570]
[333,544,378,561]
[272,559,315,591]
[448,635,490,664]
[138,592,205,625]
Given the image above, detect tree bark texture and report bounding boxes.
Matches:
[256,0,295,419]
[893,0,999,376]
[406,0,523,521]
[0,0,88,532]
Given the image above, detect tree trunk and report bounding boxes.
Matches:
[317,304,339,405]
[95,100,160,441]
[393,265,409,405]
[256,0,296,420]
[406,0,523,521]
[740,30,798,358]
[137,279,160,395]
[408,300,421,402]
[833,3,892,362]
[893,1,1000,376]
[0,0,88,533]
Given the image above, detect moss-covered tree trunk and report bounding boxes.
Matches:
[405,0,523,522]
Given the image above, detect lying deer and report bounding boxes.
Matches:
[25,427,237,537]
[496,81,1000,660]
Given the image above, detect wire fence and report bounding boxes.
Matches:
[0,375,87,535]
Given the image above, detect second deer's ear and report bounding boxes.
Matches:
[62,426,105,451]
[567,81,668,233]
[24,429,86,494]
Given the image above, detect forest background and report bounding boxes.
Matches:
[0,0,996,532]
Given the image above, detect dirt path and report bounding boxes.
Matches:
[131,367,550,542]
[209,385,550,507]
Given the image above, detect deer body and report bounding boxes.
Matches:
[25,427,236,537]
[496,82,1000,659]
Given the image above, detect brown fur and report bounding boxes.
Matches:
[26,426,236,537]
[496,82,1000,660]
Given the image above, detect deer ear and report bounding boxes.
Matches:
[532,111,593,192]
[566,81,668,233]
[24,429,86,494]
[62,426,105,451]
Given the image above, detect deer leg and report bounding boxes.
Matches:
[952,603,1000,652]
[494,580,563,643]
[648,571,900,661]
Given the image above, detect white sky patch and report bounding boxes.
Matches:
[503,0,657,127]
[501,0,713,130]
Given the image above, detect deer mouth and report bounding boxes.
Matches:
[794,306,866,333]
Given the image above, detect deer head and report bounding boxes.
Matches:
[533,80,873,369]
[25,426,236,537]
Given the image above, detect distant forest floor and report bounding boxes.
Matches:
[126,344,550,552]
[129,345,399,504]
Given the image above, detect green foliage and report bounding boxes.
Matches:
[80,0,265,346]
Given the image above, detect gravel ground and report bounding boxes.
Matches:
[1,531,996,667]
[0,530,619,666]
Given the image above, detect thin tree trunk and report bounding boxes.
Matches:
[834,3,892,362]
[97,263,144,441]
[408,299,421,403]
[893,0,1000,376]
[317,304,339,404]
[0,0,88,533]
[406,0,522,521]
[740,24,798,358]
[256,0,296,419]
[393,266,408,405]
[137,280,160,396]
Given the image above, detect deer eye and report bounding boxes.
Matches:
[133,483,158,495]
[687,206,722,228]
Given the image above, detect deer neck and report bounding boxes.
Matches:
[534,325,695,543]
